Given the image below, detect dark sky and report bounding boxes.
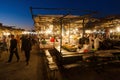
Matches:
[0,0,120,30]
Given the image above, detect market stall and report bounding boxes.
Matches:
[31,7,120,72]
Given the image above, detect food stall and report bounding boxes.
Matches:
[31,8,120,69]
[31,7,120,59]
[30,7,120,80]
[32,14,91,51]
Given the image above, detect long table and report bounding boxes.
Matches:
[55,47,120,60]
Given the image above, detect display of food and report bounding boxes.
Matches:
[41,39,47,44]
[62,44,77,52]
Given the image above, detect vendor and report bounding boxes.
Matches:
[50,36,55,42]
[78,34,89,48]
[77,40,91,53]
[94,34,103,50]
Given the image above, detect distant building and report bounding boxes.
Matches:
[0,23,2,27]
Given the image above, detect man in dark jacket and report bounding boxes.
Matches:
[21,35,32,65]
[7,35,20,62]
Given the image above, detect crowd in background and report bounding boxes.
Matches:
[78,33,120,52]
[0,33,118,57]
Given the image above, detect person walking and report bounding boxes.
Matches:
[21,35,32,65]
[7,35,20,63]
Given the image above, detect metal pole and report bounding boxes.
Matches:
[30,7,34,20]
[60,19,63,55]
[82,18,85,47]
[53,24,55,48]
[68,20,70,43]
[59,14,69,54]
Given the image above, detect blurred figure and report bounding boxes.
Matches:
[16,35,21,52]
[79,34,89,48]
[2,36,7,51]
[6,35,11,52]
[77,40,91,53]
[89,34,95,49]
[21,35,32,65]
[7,35,20,63]
[94,34,103,50]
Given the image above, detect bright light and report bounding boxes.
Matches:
[93,30,96,33]
[66,31,69,35]
[22,31,37,34]
[110,30,113,33]
[49,25,53,30]
[3,32,10,36]
[116,27,120,32]
[22,31,29,34]
[75,28,78,31]
[46,29,52,34]
[85,30,92,33]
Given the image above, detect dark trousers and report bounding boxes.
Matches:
[8,49,19,62]
[24,50,30,63]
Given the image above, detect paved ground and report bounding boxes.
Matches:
[1,44,120,80]
[0,44,44,80]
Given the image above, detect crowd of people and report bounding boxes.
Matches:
[0,34,38,65]
[0,33,117,61]
[78,33,117,53]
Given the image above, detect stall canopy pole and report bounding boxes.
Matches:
[30,7,34,21]
[53,24,55,47]
[68,20,71,43]
[82,18,85,47]
[59,14,69,54]
[60,19,63,55]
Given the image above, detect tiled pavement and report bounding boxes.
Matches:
[0,44,44,80]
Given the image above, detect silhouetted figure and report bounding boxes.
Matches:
[7,35,20,63]
[79,34,89,48]
[21,35,32,65]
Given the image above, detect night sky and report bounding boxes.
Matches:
[0,0,120,30]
